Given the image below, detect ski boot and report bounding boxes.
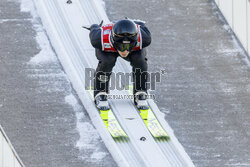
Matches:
[134,91,149,110]
[94,92,110,110]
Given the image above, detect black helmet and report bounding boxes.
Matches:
[111,19,138,52]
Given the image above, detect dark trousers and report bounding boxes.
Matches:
[94,49,148,97]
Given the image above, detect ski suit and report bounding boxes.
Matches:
[89,21,151,97]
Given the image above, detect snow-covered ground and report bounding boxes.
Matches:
[0,0,115,166]
[22,0,109,162]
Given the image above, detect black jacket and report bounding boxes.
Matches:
[89,21,151,51]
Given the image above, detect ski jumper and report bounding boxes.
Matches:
[89,21,151,97]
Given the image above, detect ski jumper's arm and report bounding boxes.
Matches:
[89,24,102,50]
[134,21,151,48]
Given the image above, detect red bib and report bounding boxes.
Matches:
[101,23,142,52]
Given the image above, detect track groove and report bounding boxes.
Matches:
[32,0,195,166]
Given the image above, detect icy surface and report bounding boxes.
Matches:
[104,0,250,166]
[28,30,57,65]
[0,0,115,166]
[65,94,108,162]
[21,0,112,164]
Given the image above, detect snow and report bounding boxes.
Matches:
[29,30,57,65]
[20,0,35,13]
[97,0,106,10]
[65,94,82,111]
[211,1,250,67]
[91,151,107,160]
[0,18,32,23]
[20,0,107,163]
[219,83,236,95]
[65,94,107,162]
[21,0,58,65]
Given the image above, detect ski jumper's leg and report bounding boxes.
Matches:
[128,49,148,95]
[94,49,118,97]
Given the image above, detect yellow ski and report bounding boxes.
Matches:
[139,108,170,141]
[88,87,129,142]
[127,85,170,142]
[99,109,129,142]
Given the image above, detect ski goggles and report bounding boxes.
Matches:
[112,32,138,51]
[114,42,137,52]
